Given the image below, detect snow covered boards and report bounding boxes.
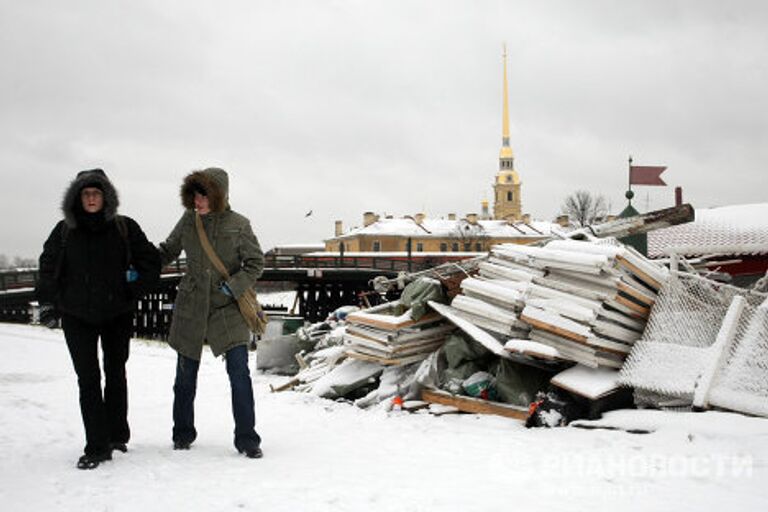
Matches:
[346,301,442,330]
[431,238,669,369]
[421,388,528,420]
[344,300,456,366]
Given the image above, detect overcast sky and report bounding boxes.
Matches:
[2,0,767,259]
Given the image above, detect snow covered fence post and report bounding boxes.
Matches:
[692,295,746,409]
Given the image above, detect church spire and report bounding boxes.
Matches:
[500,44,514,164]
[493,43,522,222]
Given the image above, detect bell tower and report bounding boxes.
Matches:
[493,45,522,221]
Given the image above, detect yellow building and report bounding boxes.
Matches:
[326,47,537,252]
[325,212,550,253]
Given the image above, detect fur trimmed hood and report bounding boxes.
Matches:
[180,167,230,213]
[62,168,119,228]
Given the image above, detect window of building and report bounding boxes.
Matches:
[440,243,447,252]
[452,243,459,252]
[463,243,471,252]
[507,191,513,201]
[416,242,424,252]
[372,241,381,252]
[475,242,483,251]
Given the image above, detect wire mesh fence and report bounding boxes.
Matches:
[619,271,768,416]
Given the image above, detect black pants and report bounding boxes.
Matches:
[62,312,133,456]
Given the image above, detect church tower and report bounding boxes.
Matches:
[493,45,522,221]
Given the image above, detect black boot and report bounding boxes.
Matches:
[236,444,263,459]
[110,442,128,453]
[77,451,112,470]
[173,440,192,450]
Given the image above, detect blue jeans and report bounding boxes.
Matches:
[172,345,261,449]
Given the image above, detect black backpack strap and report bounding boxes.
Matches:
[115,215,132,267]
[54,222,69,282]
[59,222,69,248]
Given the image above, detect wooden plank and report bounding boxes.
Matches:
[427,404,461,416]
[503,343,560,361]
[605,297,647,320]
[402,400,430,412]
[520,312,589,344]
[617,279,655,306]
[345,350,432,366]
[614,294,650,318]
[427,301,513,359]
[451,294,523,326]
[346,322,455,344]
[535,273,617,303]
[421,388,528,420]
[449,307,529,338]
[616,254,662,290]
[346,335,445,356]
[269,377,300,393]
[347,310,442,330]
[586,203,694,239]
[596,306,645,331]
[530,330,600,368]
[590,318,642,343]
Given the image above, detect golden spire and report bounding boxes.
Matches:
[500,44,514,161]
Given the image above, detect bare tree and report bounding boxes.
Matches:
[0,254,8,269]
[561,190,608,227]
[12,256,37,269]
[453,219,488,252]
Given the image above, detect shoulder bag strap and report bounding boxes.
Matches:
[194,212,231,281]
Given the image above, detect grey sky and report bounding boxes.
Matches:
[2,0,767,259]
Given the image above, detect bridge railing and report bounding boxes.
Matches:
[0,252,477,292]
[262,253,470,273]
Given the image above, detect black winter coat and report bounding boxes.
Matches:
[36,169,160,324]
[37,217,160,324]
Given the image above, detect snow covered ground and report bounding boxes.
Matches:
[1,323,766,512]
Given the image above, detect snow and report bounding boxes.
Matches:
[504,339,560,359]
[258,290,297,310]
[427,301,511,359]
[550,365,620,400]
[308,359,383,399]
[333,217,554,239]
[493,243,611,273]
[2,323,768,511]
[647,202,768,257]
[347,307,414,327]
[546,239,625,258]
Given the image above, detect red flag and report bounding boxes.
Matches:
[630,165,667,186]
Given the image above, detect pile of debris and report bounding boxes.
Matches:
[263,204,768,423]
[444,240,667,369]
[266,237,662,417]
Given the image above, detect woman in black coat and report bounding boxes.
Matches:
[36,169,160,469]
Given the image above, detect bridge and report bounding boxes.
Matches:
[0,251,476,336]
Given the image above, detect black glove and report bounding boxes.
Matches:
[39,303,60,329]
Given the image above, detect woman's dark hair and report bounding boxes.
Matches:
[191,183,207,196]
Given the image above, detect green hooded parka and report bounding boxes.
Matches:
[159,168,264,360]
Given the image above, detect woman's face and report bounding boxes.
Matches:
[80,187,104,213]
[194,192,211,215]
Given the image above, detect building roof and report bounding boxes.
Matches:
[647,203,768,258]
[329,217,554,241]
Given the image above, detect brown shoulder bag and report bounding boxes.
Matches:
[195,213,267,335]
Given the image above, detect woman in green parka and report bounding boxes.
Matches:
[159,167,264,458]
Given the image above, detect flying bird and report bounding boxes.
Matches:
[304,210,313,217]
